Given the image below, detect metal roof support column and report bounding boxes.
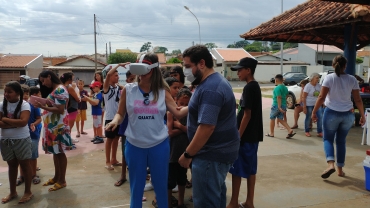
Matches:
[344,23,357,75]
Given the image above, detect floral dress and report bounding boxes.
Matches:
[42,85,73,154]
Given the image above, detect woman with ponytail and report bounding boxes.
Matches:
[312,55,365,179]
[0,81,33,204]
[35,70,72,192]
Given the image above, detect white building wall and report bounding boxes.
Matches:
[26,55,43,78]
[61,58,105,67]
[297,44,317,66]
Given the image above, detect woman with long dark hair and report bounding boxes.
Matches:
[35,70,72,191]
[312,55,365,179]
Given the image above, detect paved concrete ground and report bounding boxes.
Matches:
[0,88,370,207]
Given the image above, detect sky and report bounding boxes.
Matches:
[0,0,307,57]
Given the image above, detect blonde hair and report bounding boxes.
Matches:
[141,53,169,102]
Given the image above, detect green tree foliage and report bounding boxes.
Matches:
[204,43,218,50]
[167,57,182,63]
[356,57,364,64]
[227,40,250,48]
[172,49,182,56]
[108,52,137,64]
[154,46,168,53]
[283,42,298,49]
[140,42,152,52]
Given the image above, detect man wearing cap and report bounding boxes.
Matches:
[178,45,239,208]
[227,57,263,208]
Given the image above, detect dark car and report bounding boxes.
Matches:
[283,73,307,85]
[270,72,307,85]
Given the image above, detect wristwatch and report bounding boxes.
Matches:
[184,151,194,159]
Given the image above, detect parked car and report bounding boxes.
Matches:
[270,72,307,85]
[286,71,333,109]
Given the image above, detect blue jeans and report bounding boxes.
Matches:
[305,106,323,133]
[192,158,232,208]
[322,108,354,167]
[125,139,169,208]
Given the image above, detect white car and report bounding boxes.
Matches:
[286,71,334,109]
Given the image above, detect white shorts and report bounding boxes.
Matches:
[93,115,102,128]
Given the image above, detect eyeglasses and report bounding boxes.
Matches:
[143,93,150,105]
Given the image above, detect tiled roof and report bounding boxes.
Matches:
[0,55,40,68]
[55,55,107,66]
[248,52,271,57]
[274,48,299,56]
[213,48,254,62]
[240,0,370,50]
[358,50,370,57]
[304,44,343,53]
[156,53,167,64]
[321,0,370,4]
[43,57,67,66]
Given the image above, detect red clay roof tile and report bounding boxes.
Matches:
[0,55,39,68]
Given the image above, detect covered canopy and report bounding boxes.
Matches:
[240,0,370,50]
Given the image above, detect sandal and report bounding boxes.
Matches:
[171,196,178,207]
[286,132,296,139]
[48,182,66,192]
[43,178,55,186]
[76,134,80,138]
[152,200,158,208]
[265,133,274,137]
[185,180,192,188]
[114,179,127,187]
[36,167,41,171]
[32,176,41,185]
[305,132,311,137]
[321,168,336,179]
[16,176,24,186]
[18,194,33,204]
[105,165,114,170]
[81,132,88,135]
[317,133,323,137]
[1,194,18,204]
[112,162,122,166]
[291,125,298,129]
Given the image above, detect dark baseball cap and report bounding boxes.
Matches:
[231,57,258,71]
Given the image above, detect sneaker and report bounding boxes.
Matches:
[172,185,178,193]
[93,138,104,144]
[144,183,154,191]
[91,136,100,142]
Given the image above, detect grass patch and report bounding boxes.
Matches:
[233,88,274,93]
[233,89,243,93]
[262,94,273,98]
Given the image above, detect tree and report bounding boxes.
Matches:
[227,40,250,48]
[108,52,137,64]
[172,49,182,56]
[283,42,298,49]
[140,42,152,52]
[204,43,218,50]
[167,57,182,63]
[356,57,364,64]
[154,46,168,53]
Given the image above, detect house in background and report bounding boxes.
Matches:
[0,54,43,87]
[44,55,107,85]
[155,53,182,70]
[211,48,254,80]
[43,57,67,67]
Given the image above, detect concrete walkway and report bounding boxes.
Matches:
[0,91,369,207]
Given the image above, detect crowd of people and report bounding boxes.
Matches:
[0,46,366,208]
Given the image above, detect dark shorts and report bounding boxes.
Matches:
[229,142,259,178]
[168,162,188,189]
[105,120,120,139]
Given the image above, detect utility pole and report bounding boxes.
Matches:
[109,42,111,55]
[106,43,108,63]
[280,0,284,75]
[94,14,97,71]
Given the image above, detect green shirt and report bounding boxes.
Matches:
[273,84,288,107]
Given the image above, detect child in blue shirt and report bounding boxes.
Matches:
[17,86,42,186]
[85,81,104,143]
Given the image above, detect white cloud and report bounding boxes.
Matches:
[0,0,306,56]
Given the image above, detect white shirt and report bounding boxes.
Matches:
[103,85,120,120]
[322,73,359,112]
[304,83,321,106]
[124,83,168,148]
[0,100,31,139]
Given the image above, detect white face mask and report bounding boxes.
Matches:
[184,68,195,82]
